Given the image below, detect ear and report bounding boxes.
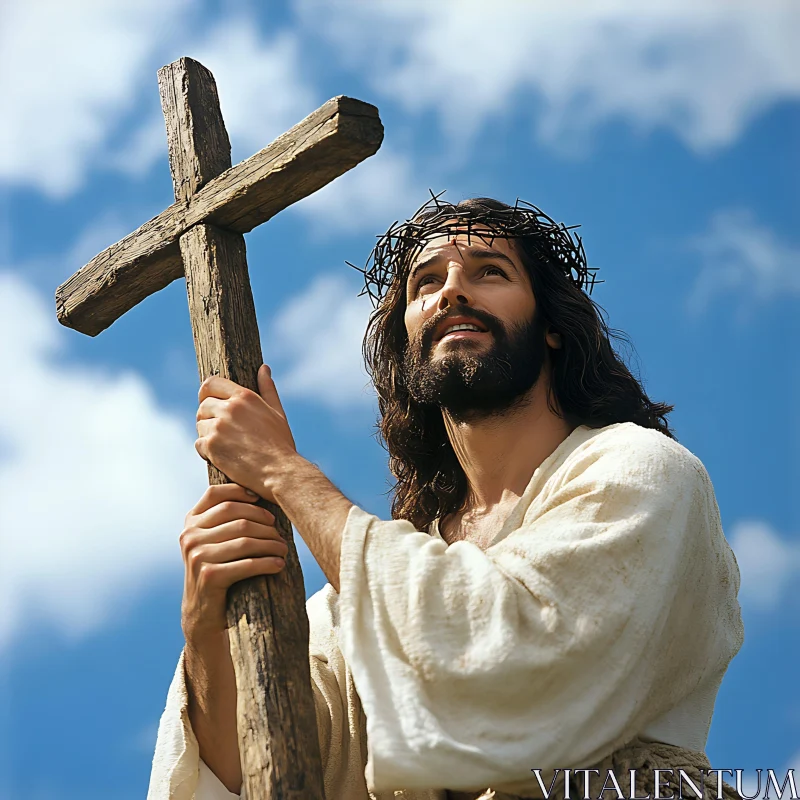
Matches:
[546,328,562,349]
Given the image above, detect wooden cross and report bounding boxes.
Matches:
[55,57,383,798]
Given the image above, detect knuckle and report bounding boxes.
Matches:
[234,518,252,535]
[236,537,254,557]
[225,397,242,415]
[179,528,196,552]
[197,562,217,585]
[187,546,204,571]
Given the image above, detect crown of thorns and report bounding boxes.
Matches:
[348,191,599,307]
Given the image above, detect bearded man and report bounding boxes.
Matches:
[148,197,744,800]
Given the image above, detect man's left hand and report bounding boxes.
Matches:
[195,364,296,501]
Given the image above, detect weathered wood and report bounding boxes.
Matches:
[158,57,232,202]
[56,93,383,336]
[163,58,325,798]
[54,56,381,794]
[181,224,323,798]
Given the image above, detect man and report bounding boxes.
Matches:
[148,196,744,800]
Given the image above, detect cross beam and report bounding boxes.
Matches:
[56,73,382,337]
[55,57,383,798]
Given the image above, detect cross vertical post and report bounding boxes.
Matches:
[158,57,324,799]
[56,55,383,799]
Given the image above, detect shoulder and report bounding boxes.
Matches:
[561,422,709,490]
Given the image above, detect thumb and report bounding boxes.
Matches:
[257,364,286,414]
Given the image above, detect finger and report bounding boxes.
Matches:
[196,556,287,592]
[192,507,278,536]
[194,536,289,564]
[194,436,209,464]
[196,396,228,422]
[190,483,262,516]
[257,364,288,418]
[198,375,239,404]
[195,418,215,438]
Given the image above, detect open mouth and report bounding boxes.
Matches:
[434,318,490,343]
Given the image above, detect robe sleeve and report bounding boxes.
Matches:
[336,425,743,793]
[146,648,234,800]
[146,590,374,800]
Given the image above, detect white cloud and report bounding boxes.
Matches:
[0,2,320,197]
[106,114,171,179]
[0,267,327,645]
[687,209,800,315]
[6,0,797,201]
[65,212,136,271]
[297,0,800,154]
[0,2,417,232]
[728,520,800,613]
[115,14,321,178]
[0,270,207,645]
[0,0,190,196]
[188,17,318,165]
[265,272,375,410]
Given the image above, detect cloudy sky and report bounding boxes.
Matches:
[1,1,798,796]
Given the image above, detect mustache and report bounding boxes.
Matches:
[418,304,505,353]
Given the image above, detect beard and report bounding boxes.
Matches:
[401,304,549,422]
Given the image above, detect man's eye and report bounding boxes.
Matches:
[484,266,507,277]
[417,275,438,291]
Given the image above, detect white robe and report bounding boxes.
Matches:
[147,422,744,800]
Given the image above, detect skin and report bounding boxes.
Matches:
[182,231,573,790]
[402,231,573,543]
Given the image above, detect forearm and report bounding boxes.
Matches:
[184,631,242,794]
[271,455,354,593]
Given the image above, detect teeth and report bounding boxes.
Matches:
[444,323,482,335]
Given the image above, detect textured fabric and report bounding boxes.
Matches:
[337,423,743,794]
[445,736,741,799]
[147,422,743,799]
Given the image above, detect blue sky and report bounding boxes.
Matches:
[1,1,799,797]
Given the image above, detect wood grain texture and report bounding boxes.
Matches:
[163,58,325,799]
[181,224,324,799]
[56,94,383,336]
[158,58,232,203]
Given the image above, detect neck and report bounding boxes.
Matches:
[442,370,574,514]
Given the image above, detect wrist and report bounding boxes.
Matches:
[267,452,318,507]
[184,628,229,667]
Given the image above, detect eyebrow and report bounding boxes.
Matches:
[407,246,519,283]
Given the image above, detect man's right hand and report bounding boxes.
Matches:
[179,482,288,794]
[180,482,288,646]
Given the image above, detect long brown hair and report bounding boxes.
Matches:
[361,197,674,530]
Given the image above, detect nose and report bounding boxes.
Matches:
[437,265,473,311]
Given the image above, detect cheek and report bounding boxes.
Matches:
[507,284,536,320]
[484,285,535,322]
[404,304,421,340]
